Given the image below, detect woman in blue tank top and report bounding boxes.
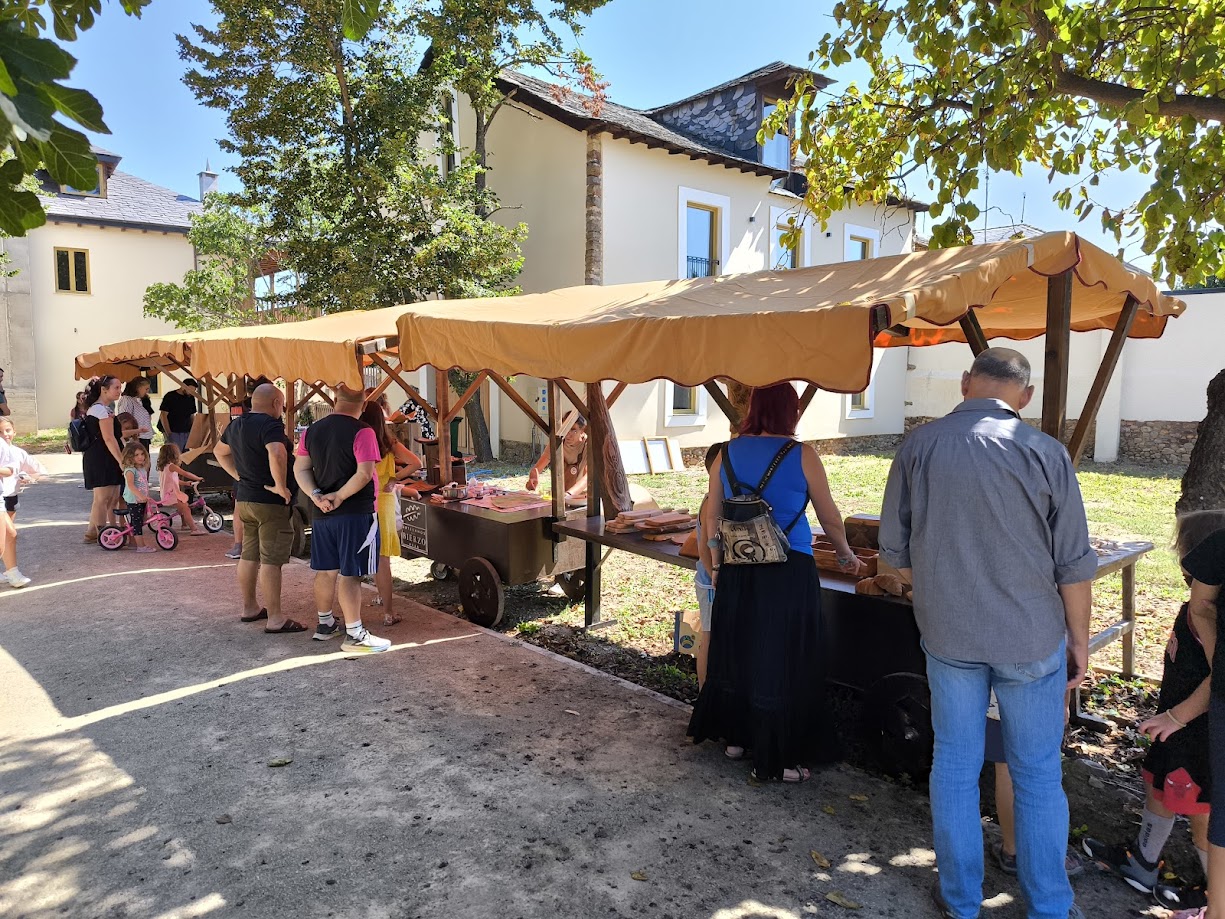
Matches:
[689,383,865,782]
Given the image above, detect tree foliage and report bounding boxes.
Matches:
[173,0,525,316]
[143,194,269,331]
[777,0,1225,285]
[0,0,152,235]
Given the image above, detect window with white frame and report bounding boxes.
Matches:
[678,187,731,280]
[770,206,801,270]
[664,381,708,428]
[844,222,881,262]
[845,350,883,419]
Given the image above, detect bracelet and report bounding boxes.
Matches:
[1166,709,1187,729]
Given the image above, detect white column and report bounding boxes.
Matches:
[1094,330,1124,463]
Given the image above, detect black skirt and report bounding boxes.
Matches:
[687,553,837,779]
[82,416,123,489]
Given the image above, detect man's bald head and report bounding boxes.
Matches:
[961,347,1035,411]
[251,382,283,416]
[334,385,365,417]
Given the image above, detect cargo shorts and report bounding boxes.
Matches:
[237,500,295,566]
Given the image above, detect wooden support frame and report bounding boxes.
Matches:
[435,368,453,485]
[368,353,437,421]
[546,381,566,521]
[605,381,628,408]
[583,382,607,629]
[958,311,990,356]
[1042,269,1074,440]
[489,373,549,435]
[798,383,819,417]
[1067,296,1139,466]
[442,371,489,425]
[703,381,742,427]
[554,380,589,419]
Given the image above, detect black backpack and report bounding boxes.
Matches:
[68,417,96,453]
[718,440,808,565]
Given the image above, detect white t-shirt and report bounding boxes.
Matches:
[86,403,111,421]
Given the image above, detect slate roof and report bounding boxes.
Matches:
[647,62,829,114]
[495,70,787,178]
[40,169,201,233]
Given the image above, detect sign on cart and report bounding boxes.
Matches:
[399,497,428,555]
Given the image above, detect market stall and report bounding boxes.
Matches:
[387,231,1185,771]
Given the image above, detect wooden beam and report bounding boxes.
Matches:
[1041,269,1074,440]
[605,381,628,407]
[704,381,742,427]
[555,379,589,418]
[489,373,548,434]
[958,310,990,356]
[798,383,819,417]
[547,381,565,520]
[1067,296,1138,466]
[368,353,437,420]
[442,371,488,426]
[435,368,452,486]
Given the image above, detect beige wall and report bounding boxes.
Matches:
[28,222,194,430]
[1120,290,1222,422]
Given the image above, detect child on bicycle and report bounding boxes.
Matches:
[1082,509,1225,912]
[121,441,156,553]
[156,442,205,536]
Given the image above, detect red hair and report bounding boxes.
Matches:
[739,383,799,437]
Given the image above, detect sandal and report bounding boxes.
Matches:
[265,620,307,634]
[84,532,98,544]
[725,746,746,760]
[382,612,402,627]
[370,596,384,607]
[782,766,811,784]
[240,608,268,623]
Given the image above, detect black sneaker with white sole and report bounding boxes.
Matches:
[1153,881,1207,911]
[1081,837,1160,893]
[313,620,343,641]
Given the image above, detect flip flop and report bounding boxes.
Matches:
[781,766,811,784]
[265,620,307,634]
[240,608,268,623]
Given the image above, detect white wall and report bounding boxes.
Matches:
[28,222,194,430]
[1121,289,1224,422]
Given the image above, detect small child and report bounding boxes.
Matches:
[157,443,205,535]
[1082,509,1225,912]
[121,441,156,553]
[694,442,723,689]
[116,412,141,445]
[0,418,46,588]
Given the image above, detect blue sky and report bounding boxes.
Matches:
[69,0,1151,265]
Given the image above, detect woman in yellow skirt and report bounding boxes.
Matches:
[361,402,422,626]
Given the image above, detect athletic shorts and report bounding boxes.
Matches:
[237,501,295,567]
[3,495,16,513]
[310,512,379,578]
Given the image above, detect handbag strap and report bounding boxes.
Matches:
[721,439,798,498]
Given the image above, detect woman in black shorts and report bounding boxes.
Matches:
[81,375,125,543]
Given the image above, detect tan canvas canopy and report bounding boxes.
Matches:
[391,231,1183,392]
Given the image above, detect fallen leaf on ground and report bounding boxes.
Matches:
[564,709,580,715]
[825,891,862,909]
[215,815,232,824]
[747,775,763,788]
[631,871,647,881]
[822,805,837,815]
[267,758,293,767]
[849,794,869,802]
[810,850,831,869]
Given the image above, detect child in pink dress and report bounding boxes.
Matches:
[157,443,205,535]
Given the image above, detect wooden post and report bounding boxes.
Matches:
[797,383,820,418]
[584,383,605,629]
[284,379,297,438]
[704,381,742,429]
[1067,296,1138,466]
[1042,269,1074,440]
[958,311,990,356]
[435,368,452,485]
[546,381,565,521]
[1122,563,1136,678]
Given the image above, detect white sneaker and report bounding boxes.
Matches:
[342,628,391,653]
[5,569,31,589]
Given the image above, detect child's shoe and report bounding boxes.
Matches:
[5,568,31,588]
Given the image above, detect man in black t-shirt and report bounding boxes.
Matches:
[158,378,200,451]
[214,383,303,634]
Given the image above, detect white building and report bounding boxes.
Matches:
[0,148,204,432]
[442,63,925,456]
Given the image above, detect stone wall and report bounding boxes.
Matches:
[0,236,37,433]
[1119,420,1199,467]
[679,432,903,468]
[652,85,761,161]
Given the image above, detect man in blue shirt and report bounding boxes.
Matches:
[880,347,1096,919]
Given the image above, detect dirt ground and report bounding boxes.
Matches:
[0,456,1179,918]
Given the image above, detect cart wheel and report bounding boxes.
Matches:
[429,561,454,581]
[202,509,224,533]
[862,672,934,778]
[98,526,125,551]
[155,527,178,551]
[458,557,504,628]
[554,570,586,602]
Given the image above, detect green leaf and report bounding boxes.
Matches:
[38,122,98,188]
[341,0,382,41]
[0,90,54,141]
[40,83,108,132]
[0,27,76,84]
[0,185,47,235]
[0,58,16,96]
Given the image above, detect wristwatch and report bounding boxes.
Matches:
[311,488,323,497]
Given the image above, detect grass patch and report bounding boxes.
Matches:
[15,427,70,453]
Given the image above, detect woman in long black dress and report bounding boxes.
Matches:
[82,375,124,543]
[689,383,865,781]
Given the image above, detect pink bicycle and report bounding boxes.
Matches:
[98,502,178,551]
[165,487,225,533]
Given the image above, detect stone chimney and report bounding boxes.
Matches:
[198,160,219,200]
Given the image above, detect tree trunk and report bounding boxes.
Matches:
[448,369,494,461]
[1177,368,1225,514]
[725,380,753,437]
[474,106,488,214]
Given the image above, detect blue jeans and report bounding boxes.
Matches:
[168,431,190,452]
[925,640,1072,919]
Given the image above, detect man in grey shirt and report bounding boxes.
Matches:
[880,347,1096,919]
